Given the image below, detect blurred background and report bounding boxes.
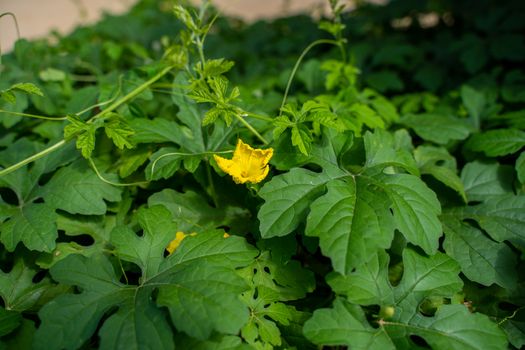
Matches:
[0,0,353,53]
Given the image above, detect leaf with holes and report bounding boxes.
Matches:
[311,248,505,349]
[303,298,396,349]
[34,206,257,349]
[0,256,64,313]
[377,173,442,255]
[237,250,315,347]
[461,195,525,247]
[0,203,57,252]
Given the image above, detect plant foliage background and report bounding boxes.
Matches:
[0,0,524,348]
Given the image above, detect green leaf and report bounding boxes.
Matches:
[385,305,508,350]
[172,72,205,152]
[148,189,249,234]
[401,113,472,144]
[0,90,16,104]
[258,168,332,238]
[442,219,518,289]
[64,115,98,158]
[303,298,396,349]
[238,250,315,300]
[0,93,27,128]
[322,248,471,348]
[461,85,485,130]
[98,289,174,350]
[377,174,442,255]
[38,160,121,215]
[305,178,394,274]
[415,146,466,202]
[129,118,186,146]
[393,249,462,321]
[327,250,394,305]
[517,152,525,185]
[157,262,250,340]
[291,125,312,155]
[466,129,525,157]
[76,126,96,158]
[35,204,257,349]
[154,232,257,340]
[39,68,67,82]
[146,147,183,180]
[33,254,133,350]
[240,281,307,347]
[104,114,135,149]
[235,250,315,348]
[0,319,35,350]
[110,206,177,279]
[461,161,514,202]
[117,147,151,178]
[0,203,57,252]
[364,129,419,175]
[0,307,21,337]
[10,83,44,97]
[174,334,250,350]
[461,195,525,247]
[350,103,385,129]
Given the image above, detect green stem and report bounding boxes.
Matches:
[0,109,67,121]
[0,65,174,177]
[90,65,173,123]
[0,140,66,176]
[150,150,233,177]
[206,162,219,208]
[234,113,268,145]
[279,39,340,115]
[88,158,148,187]
[243,111,273,122]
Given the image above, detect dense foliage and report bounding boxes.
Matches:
[1,0,524,348]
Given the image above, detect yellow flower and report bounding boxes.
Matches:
[166,231,196,254]
[213,139,273,184]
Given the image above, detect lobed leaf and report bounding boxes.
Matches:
[303,298,396,349]
[385,305,508,350]
[443,219,518,289]
[462,195,525,247]
[377,173,442,255]
[306,178,394,274]
[258,168,333,238]
[38,160,122,215]
[0,203,57,252]
[466,129,525,157]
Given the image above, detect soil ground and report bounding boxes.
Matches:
[0,0,333,53]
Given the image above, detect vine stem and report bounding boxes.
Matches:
[242,112,273,122]
[0,140,66,176]
[0,110,68,121]
[150,150,233,178]
[234,113,268,145]
[0,65,174,177]
[91,65,173,122]
[279,39,340,116]
[88,158,148,187]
